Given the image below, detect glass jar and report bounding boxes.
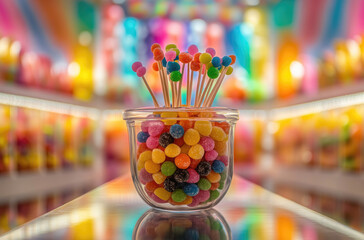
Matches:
[123,107,239,210]
[133,208,231,239]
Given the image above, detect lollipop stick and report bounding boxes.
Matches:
[157,63,168,106]
[194,68,202,107]
[177,63,185,107]
[206,67,228,107]
[202,79,214,107]
[169,77,175,107]
[198,78,212,107]
[141,76,160,107]
[188,68,193,106]
[186,63,190,106]
[196,70,207,106]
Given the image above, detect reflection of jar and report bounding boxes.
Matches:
[123,107,239,210]
[133,208,231,240]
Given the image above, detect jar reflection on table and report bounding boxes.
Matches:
[133,208,231,240]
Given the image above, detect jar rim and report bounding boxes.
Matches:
[122,107,239,122]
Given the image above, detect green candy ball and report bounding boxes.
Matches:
[170,71,182,82]
[198,178,211,190]
[166,43,177,51]
[161,161,176,176]
[171,189,187,202]
[209,190,220,201]
[207,67,219,79]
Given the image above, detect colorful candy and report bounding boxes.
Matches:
[186,169,200,183]
[173,169,189,183]
[172,189,187,202]
[175,153,191,169]
[194,121,212,136]
[183,183,199,196]
[170,124,184,139]
[161,161,177,176]
[145,160,161,174]
[159,132,174,148]
[199,137,215,151]
[184,129,200,145]
[137,131,149,143]
[212,160,225,173]
[196,161,211,176]
[188,144,205,160]
[165,143,181,158]
[152,148,166,164]
[210,126,226,141]
[154,187,171,201]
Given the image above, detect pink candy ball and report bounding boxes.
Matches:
[186,168,200,183]
[188,44,198,55]
[188,198,200,207]
[217,155,228,166]
[141,121,149,132]
[132,61,142,72]
[136,66,146,77]
[205,150,218,161]
[148,121,164,136]
[194,190,210,202]
[165,50,177,62]
[199,137,215,151]
[139,168,153,184]
[146,136,159,149]
[206,48,216,57]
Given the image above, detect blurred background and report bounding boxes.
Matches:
[1,0,364,235]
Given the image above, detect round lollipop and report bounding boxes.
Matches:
[206,48,216,57]
[132,61,143,72]
[165,50,177,62]
[188,44,198,55]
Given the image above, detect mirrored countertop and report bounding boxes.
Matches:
[1,175,363,240]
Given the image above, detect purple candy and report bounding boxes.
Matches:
[186,168,200,183]
[146,136,159,149]
[199,137,215,152]
[217,155,228,166]
[205,150,218,161]
[139,168,153,184]
[148,120,165,137]
[194,190,210,202]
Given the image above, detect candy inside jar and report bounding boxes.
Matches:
[124,108,239,210]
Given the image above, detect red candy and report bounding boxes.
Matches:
[137,143,149,158]
[145,181,161,192]
[229,55,236,65]
[179,52,193,64]
[136,67,146,77]
[179,120,194,131]
[190,158,201,169]
[174,137,184,147]
[153,48,164,61]
[193,53,201,62]
[151,43,161,52]
[152,62,159,71]
[190,61,201,71]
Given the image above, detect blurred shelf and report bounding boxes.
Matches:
[0,83,124,118]
[271,166,364,204]
[0,167,103,202]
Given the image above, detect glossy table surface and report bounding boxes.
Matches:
[1,174,363,240]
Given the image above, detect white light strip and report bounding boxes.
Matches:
[271,91,364,120]
[0,92,100,120]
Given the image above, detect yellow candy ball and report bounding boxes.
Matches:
[194,121,212,136]
[226,66,233,75]
[145,160,161,174]
[183,129,200,146]
[210,126,226,141]
[138,150,152,170]
[214,140,227,155]
[188,144,204,160]
[199,53,212,64]
[154,187,171,201]
[161,112,178,125]
[165,44,177,51]
[153,172,167,184]
[152,149,166,164]
[165,143,181,158]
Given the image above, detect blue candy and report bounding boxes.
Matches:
[212,160,225,173]
[174,55,179,61]
[167,61,180,73]
[162,57,167,67]
[211,57,221,68]
[184,229,199,240]
[183,183,199,196]
[137,131,149,143]
[221,56,232,67]
[170,124,184,139]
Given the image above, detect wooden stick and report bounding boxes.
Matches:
[186,63,190,107]
[196,70,207,106]
[206,67,228,107]
[163,67,170,107]
[204,67,225,105]
[141,76,159,107]
[188,68,194,106]
[194,68,202,107]
[198,78,212,107]
[202,78,215,107]
[177,63,185,107]
[157,62,167,106]
[170,77,175,107]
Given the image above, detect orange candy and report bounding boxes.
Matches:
[153,48,164,61]
[151,43,161,52]
[229,55,236,65]
[179,120,194,131]
[215,122,230,134]
[145,181,161,192]
[193,53,201,62]
[152,62,159,71]
[190,61,201,71]
[206,171,221,183]
[179,52,193,63]
[175,153,191,169]
[210,182,220,190]
[137,143,149,158]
